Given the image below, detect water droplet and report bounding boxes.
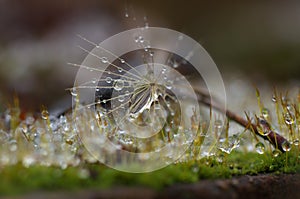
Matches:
[22,155,35,168]
[191,165,199,173]
[118,95,125,102]
[282,141,291,152]
[214,120,223,130]
[91,78,97,84]
[173,61,179,68]
[219,147,232,154]
[139,36,144,43]
[105,77,112,83]
[21,123,28,134]
[284,113,294,125]
[125,12,129,18]
[114,79,125,91]
[217,153,224,163]
[70,88,78,97]
[165,80,173,89]
[134,36,139,43]
[101,57,109,64]
[41,110,49,120]
[151,104,160,112]
[78,168,90,179]
[231,135,240,149]
[293,138,299,146]
[257,118,271,136]
[63,123,70,132]
[255,142,265,154]
[9,139,17,152]
[272,149,281,157]
[118,67,123,73]
[165,126,171,132]
[283,98,292,109]
[271,95,277,103]
[261,108,269,119]
[25,116,35,126]
[120,59,125,64]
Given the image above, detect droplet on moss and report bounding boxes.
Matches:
[214,119,223,130]
[41,110,49,120]
[271,95,277,103]
[261,108,269,119]
[293,138,299,146]
[281,141,291,152]
[284,113,294,125]
[255,142,265,154]
[272,149,281,157]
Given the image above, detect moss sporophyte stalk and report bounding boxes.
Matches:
[0,27,299,194]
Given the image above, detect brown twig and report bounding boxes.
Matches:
[194,88,288,153]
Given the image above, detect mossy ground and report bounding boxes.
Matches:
[1,148,299,196]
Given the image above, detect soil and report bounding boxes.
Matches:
[3,173,300,199]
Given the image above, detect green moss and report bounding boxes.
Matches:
[1,149,299,196]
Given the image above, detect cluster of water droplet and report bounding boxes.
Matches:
[0,89,299,170]
[251,91,300,156]
[0,107,85,169]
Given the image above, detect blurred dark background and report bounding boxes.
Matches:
[0,0,299,112]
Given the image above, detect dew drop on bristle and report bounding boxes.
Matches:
[114,79,125,91]
[173,61,179,68]
[139,36,144,43]
[165,80,173,89]
[70,88,78,97]
[134,36,139,43]
[118,95,125,102]
[91,78,97,84]
[101,57,109,64]
[105,77,112,84]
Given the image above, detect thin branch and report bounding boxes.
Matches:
[194,88,289,153]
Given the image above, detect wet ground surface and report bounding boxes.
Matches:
[4,173,300,199]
